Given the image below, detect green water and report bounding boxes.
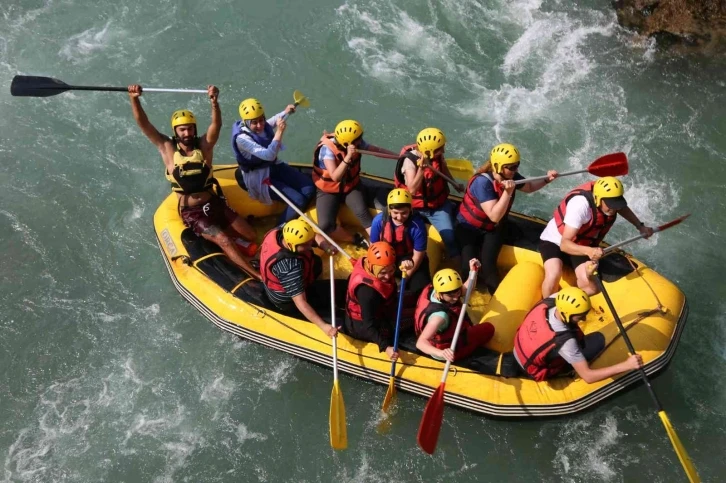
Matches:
[2,0,725,481]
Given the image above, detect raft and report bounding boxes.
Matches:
[153,164,688,418]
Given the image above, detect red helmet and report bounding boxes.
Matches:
[366,242,396,275]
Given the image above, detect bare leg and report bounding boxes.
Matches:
[316,225,354,246]
[202,227,261,280]
[542,258,564,298]
[227,214,257,242]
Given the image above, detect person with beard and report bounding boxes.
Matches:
[455,143,557,294]
[414,261,495,362]
[342,241,412,361]
[127,84,260,279]
[231,98,315,223]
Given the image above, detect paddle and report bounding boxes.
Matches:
[417,270,478,455]
[594,274,700,482]
[603,214,690,255]
[329,255,348,450]
[513,152,628,185]
[381,269,408,414]
[282,90,310,120]
[264,180,353,260]
[10,75,207,97]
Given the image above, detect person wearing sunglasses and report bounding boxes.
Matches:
[456,143,557,294]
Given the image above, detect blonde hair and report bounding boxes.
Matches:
[477,160,494,175]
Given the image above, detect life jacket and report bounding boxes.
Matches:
[458,173,515,231]
[230,120,277,173]
[166,137,214,194]
[553,181,617,247]
[381,217,414,260]
[394,144,449,210]
[513,298,585,382]
[345,258,396,322]
[259,229,316,293]
[312,134,361,194]
[414,284,472,349]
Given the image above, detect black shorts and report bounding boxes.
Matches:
[539,240,590,270]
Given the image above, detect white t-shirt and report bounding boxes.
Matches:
[546,306,586,364]
[400,149,420,178]
[540,195,592,246]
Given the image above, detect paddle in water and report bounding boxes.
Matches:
[329,255,347,450]
[594,274,700,482]
[417,270,478,454]
[10,75,207,97]
[603,214,690,255]
[377,269,408,433]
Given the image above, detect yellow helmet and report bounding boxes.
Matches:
[592,176,626,209]
[334,120,363,146]
[433,268,463,294]
[387,188,412,207]
[416,128,446,157]
[282,219,314,251]
[555,287,591,324]
[170,110,197,130]
[490,143,520,174]
[239,98,265,121]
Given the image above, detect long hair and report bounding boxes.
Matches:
[476,160,494,175]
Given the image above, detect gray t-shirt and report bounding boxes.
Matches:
[547,306,585,364]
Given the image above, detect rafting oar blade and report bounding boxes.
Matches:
[659,411,700,483]
[588,152,628,177]
[657,213,690,231]
[446,159,475,180]
[293,90,310,108]
[330,380,347,450]
[595,274,700,482]
[603,213,691,254]
[11,75,71,97]
[417,383,446,454]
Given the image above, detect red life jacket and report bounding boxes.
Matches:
[553,181,617,247]
[513,298,585,382]
[345,258,396,322]
[381,217,414,260]
[259,229,316,293]
[312,134,361,194]
[458,173,515,231]
[414,284,472,349]
[394,144,449,210]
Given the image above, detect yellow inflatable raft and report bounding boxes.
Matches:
[154,165,688,417]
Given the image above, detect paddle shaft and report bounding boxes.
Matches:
[389,274,407,377]
[438,270,478,383]
[513,168,586,186]
[330,256,339,382]
[69,85,206,94]
[266,183,352,260]
[603,214,690,254]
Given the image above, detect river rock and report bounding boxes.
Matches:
[613,0,726,52]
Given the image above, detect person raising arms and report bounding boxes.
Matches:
[127,84,260,279]
[415,262,495,362]
[231,97,315,223]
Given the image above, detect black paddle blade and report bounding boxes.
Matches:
[11,75,70,97]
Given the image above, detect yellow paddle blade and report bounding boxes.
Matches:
[293,90,310,108]
[446,158,475,180]
[381,376,396,413]
[658,411,700,483]
[330,381,347,450]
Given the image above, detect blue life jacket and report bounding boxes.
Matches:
[231,120,277,173]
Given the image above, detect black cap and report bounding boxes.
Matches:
[603,196,627,210]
